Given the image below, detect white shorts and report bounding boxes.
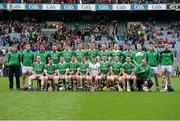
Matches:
[161,65,173,73]
[151,67,159,74]
[22,66,33,74]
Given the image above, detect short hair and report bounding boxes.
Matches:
[78,42,82,45]
[48,57,53,60]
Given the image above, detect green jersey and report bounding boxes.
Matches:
[111,62,123,75]
[35,51,49,64]
[123,50,134,63]
[86,49,98,59]
[32,62,45,75]
[49,51,61,64]
[67,61,80,75]
[133,50,146,66]
[160,49,174,65]
[98,51,111,60]
[8,51,21,66]
[22,50,34,66]
[62,50,73,63]
[112,50,123,62]
[123,62,135,75]
[80,62,89,75]
[135,64,152,81]
[44,64,57,75]
[100,61,110,75]
[56,62,68,75]
[74,50,86,62]
[146,49,160,67]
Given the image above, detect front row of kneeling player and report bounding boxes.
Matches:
[28,54,155,92]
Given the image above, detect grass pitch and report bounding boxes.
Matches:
[0,77,180,120]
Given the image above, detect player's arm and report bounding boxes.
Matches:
[130,68,135,77]
[121,68,126,75]
[76,62,81,75]
[119,68,124,76]
[159,50,163,64]
[76,68,81,76]
[21,52,24,65]
[171,51,174,64]
[157,51,160,64]
[54,67,59,76]
[120,51,124,63]
[135,65,145,75]
[86,68,90,76]
[146,51,149,63]
[44,65,48,76]
[65,69,69,76]
[7,52,10,65]
[143,51,146,60]
[133,53,138,66]
[31,63,36,75]
[98,68,102,75]
[109,67,114,75]
[32,52,34,64]
[44,69,48,76]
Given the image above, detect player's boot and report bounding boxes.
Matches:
[117,84,123,92]
[132,83,137,92]
[155,87,160,92]
[167,84,175,92]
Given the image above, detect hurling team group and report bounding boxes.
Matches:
[7,42,175,92]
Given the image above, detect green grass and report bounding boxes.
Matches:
[0,77,180,120]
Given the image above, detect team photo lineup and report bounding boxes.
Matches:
[7,41,175,92]
[0,1,180,120]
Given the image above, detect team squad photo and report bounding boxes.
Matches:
[7,42,175,92]
[0,1,180,120]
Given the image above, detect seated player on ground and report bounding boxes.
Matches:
[135,59,153,92]
[122,56,137,92]
[56,56,69,91]
[44,58,58,91]
[99,55,111,90]
[86,56,101,91]
[65,55,80,91]
[110,55,125,91]
[28,56,45,91]
[106,67,115,91]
